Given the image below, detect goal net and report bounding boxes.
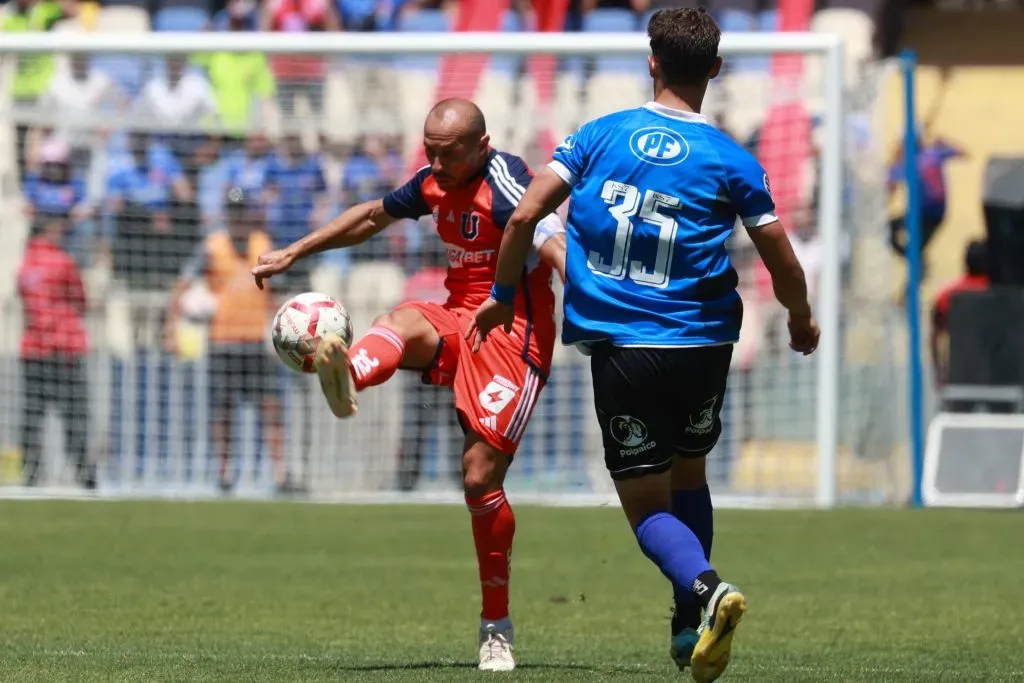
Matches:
[0,31,905,506]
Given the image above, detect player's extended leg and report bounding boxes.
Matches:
[462,429,516,672]
[670,457,714,669]
[315,307,440,418]
[615,472,745,683]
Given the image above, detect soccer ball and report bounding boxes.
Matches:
[271,292,353,374]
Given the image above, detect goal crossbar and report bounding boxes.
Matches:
[0,30,841,56]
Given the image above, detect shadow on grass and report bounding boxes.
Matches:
[331,660,653,675]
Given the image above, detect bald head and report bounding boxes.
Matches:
[422,98,491,190]
[425,98,487,140]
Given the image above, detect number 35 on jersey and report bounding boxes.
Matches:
[588,180,681,290]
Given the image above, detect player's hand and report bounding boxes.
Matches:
[788,312,820,355]
[252,248,296,290]
[467,298,514,353]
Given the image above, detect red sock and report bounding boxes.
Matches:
[467,489,516,621]
[347,326,405,391]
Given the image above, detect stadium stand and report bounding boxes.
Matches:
[153,6,209,31]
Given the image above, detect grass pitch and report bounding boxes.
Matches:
[0,501,1021,682]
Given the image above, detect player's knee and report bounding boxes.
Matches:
[371,311,398,331]
[461,436,509,498]
[371,309,433,348]
[614,472,672,530]
[671,456,708,490]
[462,461,502,498]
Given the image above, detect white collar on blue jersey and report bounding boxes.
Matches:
[643,102,709,124]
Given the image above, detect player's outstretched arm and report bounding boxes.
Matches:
[745,221,820,355]
[252,199,397,289]
[469,168,571,350]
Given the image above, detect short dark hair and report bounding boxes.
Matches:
[647,7,721,87]
[965,239,988,276]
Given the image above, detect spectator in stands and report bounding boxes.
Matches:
[227,132,274,195]
[887,136,966,274]
[346,134,402,197]
[931,240,990,388]
[393,0,456,16]
[17,210,96,489]
[210,0,258,30]
[195,134,229,232]
[2,0,71,182]
[264,132,330,291]
[135,55,218,130]
[197,132,273,230]
[261,0,340,121]
[39,53,123,146]
[196,10,276,131]
[578,0,649,12]
[165,189,289,493]
[22,135,96,265]
[336,0,377,30]
[106,131,196,295]
[135,54,220,173]
[340,134,402,263]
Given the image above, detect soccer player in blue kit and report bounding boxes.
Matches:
[469,8,819,681]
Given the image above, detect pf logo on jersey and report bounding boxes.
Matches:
[629,127,690,167]
[763,173,773,199]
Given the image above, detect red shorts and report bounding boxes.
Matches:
[398,301,546,455]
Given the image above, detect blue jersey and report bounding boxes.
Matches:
[549,102,777,349]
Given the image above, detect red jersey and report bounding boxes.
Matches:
[17,237,88,358]
[267,0,328,81]
[382,150,557,372]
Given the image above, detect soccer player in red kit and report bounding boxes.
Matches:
[252,98,566,671]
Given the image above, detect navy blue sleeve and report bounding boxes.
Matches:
[486,152,533,229]
[382,166,432,220]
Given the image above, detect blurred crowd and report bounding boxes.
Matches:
[0,0,886,285]
[1,0,904,492]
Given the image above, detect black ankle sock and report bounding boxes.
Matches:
[672,602,702,635]
[692,571,721,609]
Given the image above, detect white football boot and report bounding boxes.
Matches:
[478,621,515,672]
[314,333,358,418]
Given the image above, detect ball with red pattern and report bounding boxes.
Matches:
[271,292,353,374]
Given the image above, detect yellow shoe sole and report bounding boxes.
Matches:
[690,591,746,683]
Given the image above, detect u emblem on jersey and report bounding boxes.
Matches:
[460,211,481,241]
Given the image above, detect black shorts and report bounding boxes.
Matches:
[209,344,278,413]
[590,343,733,481]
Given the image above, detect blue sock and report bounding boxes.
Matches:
[672,485,714,559]
[635,512,713,609]
[670,486,714,631]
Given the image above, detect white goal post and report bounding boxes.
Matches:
[0,30,901,507]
